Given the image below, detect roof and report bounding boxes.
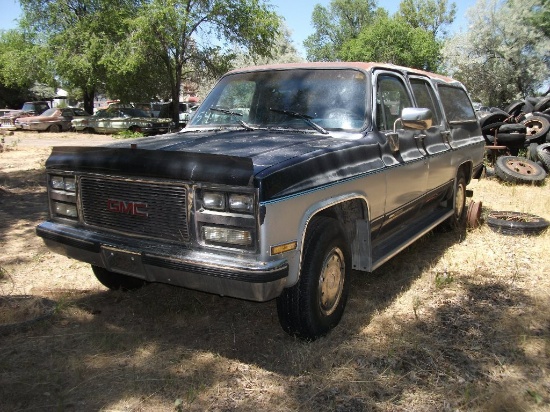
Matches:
[228,62,458,84]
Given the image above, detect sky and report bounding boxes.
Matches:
[0,0,477,57]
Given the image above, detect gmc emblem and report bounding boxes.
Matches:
[107,199,148,217]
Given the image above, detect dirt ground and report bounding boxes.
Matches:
[0,130,549,412]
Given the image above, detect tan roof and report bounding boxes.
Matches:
[229,62,458,84]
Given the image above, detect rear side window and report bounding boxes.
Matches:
[438,85,476,122]
[410,78,441,124]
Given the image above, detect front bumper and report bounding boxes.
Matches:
[36,221,288,301]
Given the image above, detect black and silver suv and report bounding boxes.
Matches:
[37,62,485,339]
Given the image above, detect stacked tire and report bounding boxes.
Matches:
[477,96,550,155]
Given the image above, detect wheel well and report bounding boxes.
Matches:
[459,161,473,183]
[312,198,367,245]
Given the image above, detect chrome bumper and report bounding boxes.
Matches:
[36,221,288,301]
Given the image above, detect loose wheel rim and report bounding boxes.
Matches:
[318,246,345,316]
[525,121,541,137]
[505,158,538,175]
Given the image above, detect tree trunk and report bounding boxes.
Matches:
[82,88,95,114]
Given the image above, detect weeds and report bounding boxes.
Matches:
[115,130,145,139]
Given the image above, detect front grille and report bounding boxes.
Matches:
[1,118,15,127]
[80,177,189,243]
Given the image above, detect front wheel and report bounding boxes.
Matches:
[92,265,148,291]
[276,216,350,340]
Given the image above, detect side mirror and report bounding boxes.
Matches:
[400,107,433,130]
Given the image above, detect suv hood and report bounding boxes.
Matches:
[46,128,377,199]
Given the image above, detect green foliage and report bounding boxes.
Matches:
[0,30,52,89]
[398,0,457,38]
[340,15,442,71]
[304,0,454,69]
[304,0,378,61]
[115,130,145,139]
[441,0,550,105]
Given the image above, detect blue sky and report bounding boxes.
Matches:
[0,0,476,57]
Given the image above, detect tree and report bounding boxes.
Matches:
[441,0,550,106]
[18,0,138,113]
[303,0,378,61]
[398,0,456,38]
[340,14,442,71]
[0,29,51,90]
[127,0,281,123]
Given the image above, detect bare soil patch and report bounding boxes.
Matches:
[1,130,549,411]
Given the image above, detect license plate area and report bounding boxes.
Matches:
[101,246,145,278]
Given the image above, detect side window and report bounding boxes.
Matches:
[438,85,476,123]
[410,78,441,124]
[375,74,412,131]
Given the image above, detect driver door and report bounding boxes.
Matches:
[374,72,429,236]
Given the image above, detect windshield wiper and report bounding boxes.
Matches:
[269,108,328,135]
[209,107,256,131]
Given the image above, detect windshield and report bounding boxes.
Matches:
[189,69,368,132]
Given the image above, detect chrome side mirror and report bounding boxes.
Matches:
[400,107,433,130]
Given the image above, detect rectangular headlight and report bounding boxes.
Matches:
[202,226,252,247]
[51,176,65,190]
[203,191,226,211]
[53,201,78,218]
[228,194,254,213]
[50,175,76,192]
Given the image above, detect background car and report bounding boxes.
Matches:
[1,101,51,130]
[72,107,174,135]
[15,107,90,132]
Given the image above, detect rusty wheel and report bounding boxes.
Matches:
[466,201,483,229]
[495,156,546,185]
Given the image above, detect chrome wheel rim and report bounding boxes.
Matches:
[318,247,345,316]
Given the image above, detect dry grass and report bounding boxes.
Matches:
[1,136,549,411]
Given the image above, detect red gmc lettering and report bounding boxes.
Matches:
[107,199,148,217]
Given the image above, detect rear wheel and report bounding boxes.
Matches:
[442,170,467,230]
[276,216,350,340]
[47,124,61,133]
[92,265,148,291]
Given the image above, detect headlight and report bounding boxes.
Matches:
[53,201,78,218]
[203,192,226,211]
[50,176,76,192]
[229,194,254,213]
[202,226,252,247]
[202,191,254,213]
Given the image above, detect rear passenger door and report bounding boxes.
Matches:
[409,76,454,205]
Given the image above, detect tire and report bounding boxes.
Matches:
[498,123,526,134]
[486,211,549,236]
[129,126,142,133]
[276,216,350,340]
[527,142,539,162]
[534,96,550,112]
[47,124,61,133]
[479,112,508,129]
[535,143,550,172]
[494,156,547,185]
[92,265,148,291]
[522,115,550,143]
[446,170,467,229]
[83,127,95,134]
[504,100,524,116]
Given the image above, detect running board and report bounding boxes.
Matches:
[370,209,454,271]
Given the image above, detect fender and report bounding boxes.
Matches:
[284,192,371,288]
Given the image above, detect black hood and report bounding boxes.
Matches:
[46,128,381,200]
